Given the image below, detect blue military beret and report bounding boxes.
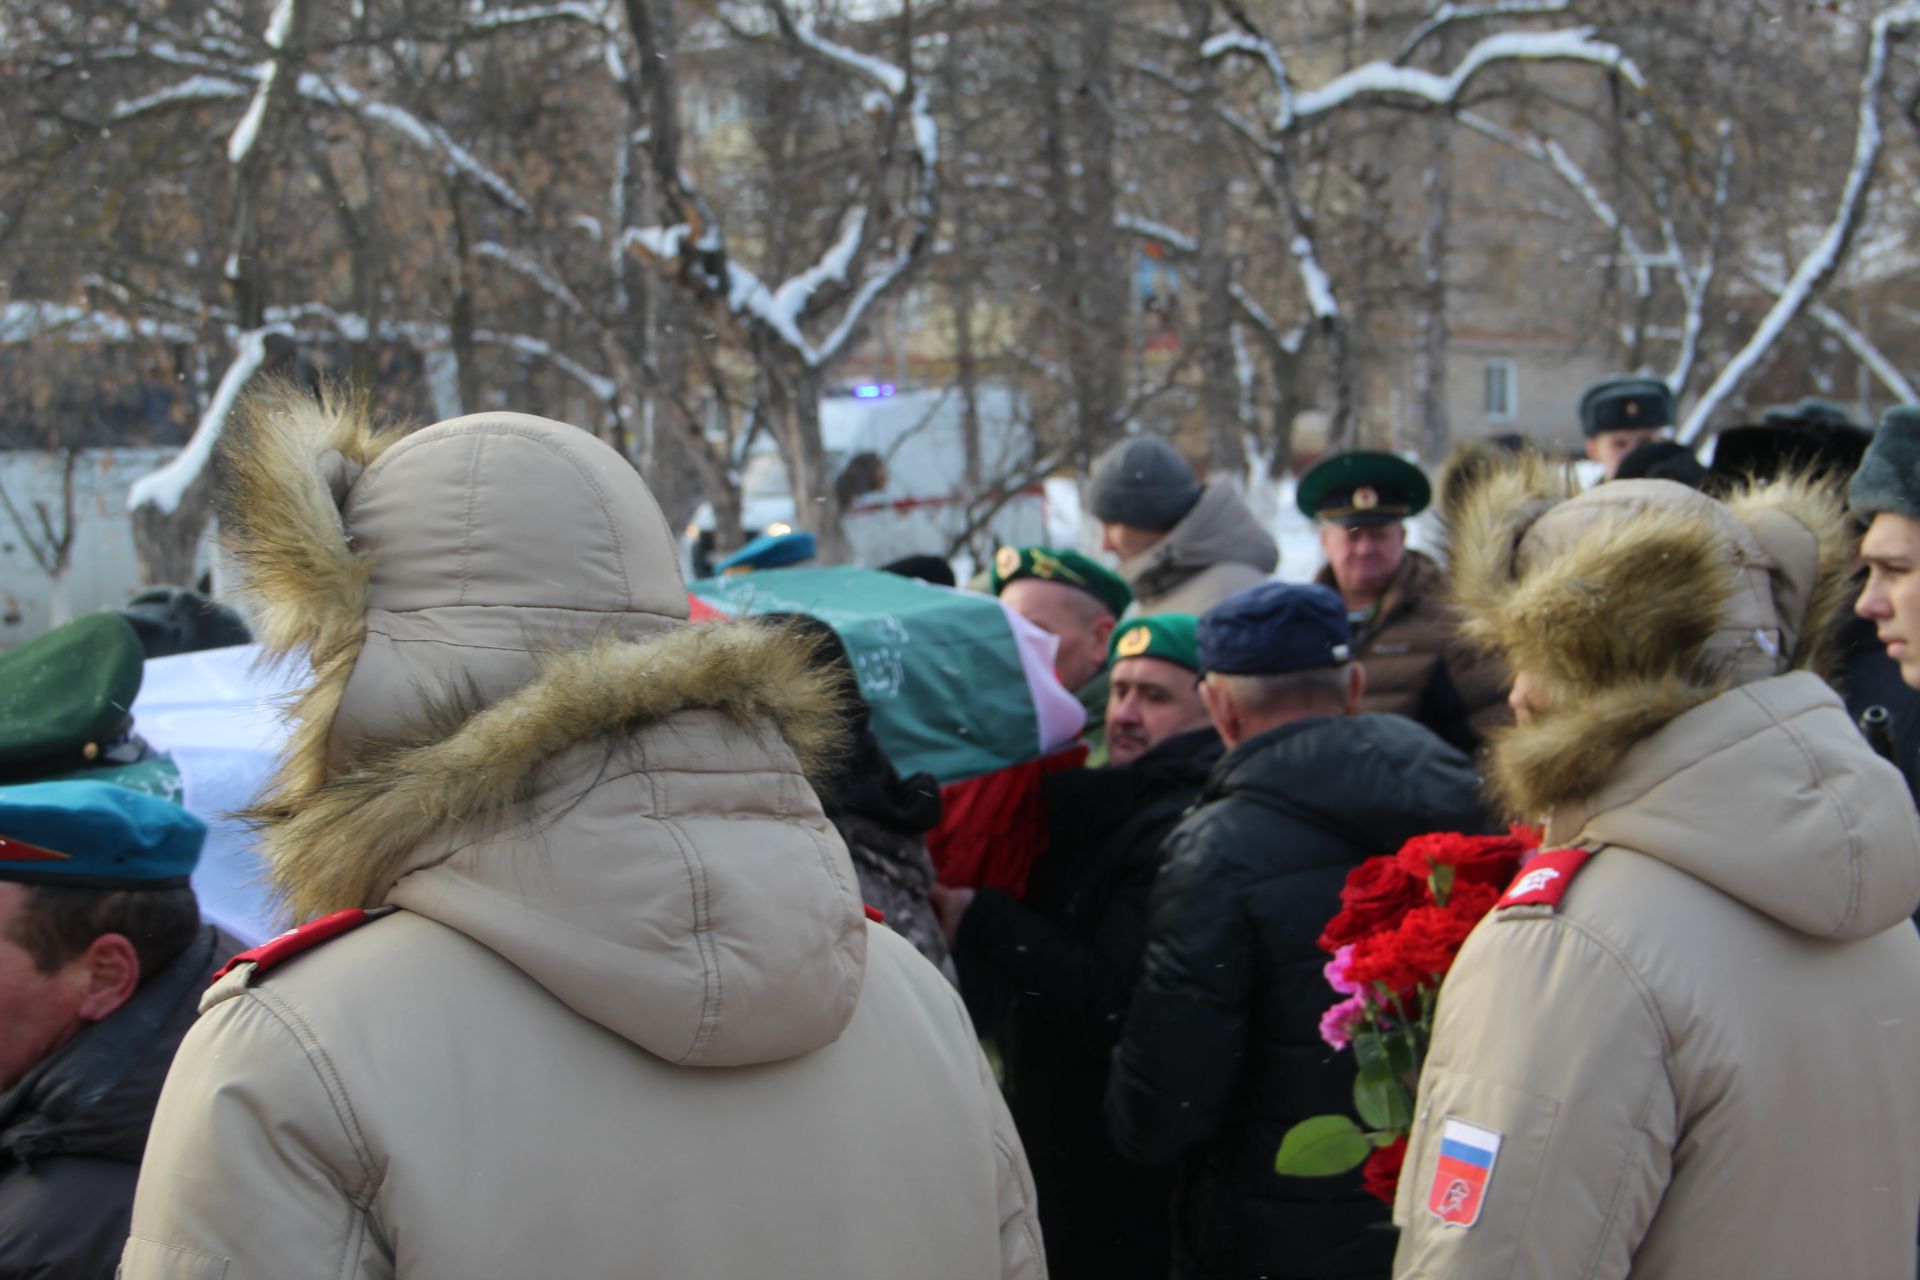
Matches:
[717,530,818,574]
[1198,582,1352,676]
[0,780,206,889]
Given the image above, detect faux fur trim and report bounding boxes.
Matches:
[247,622,850,923]
[1720,472,1857,679]
[214,383,404,801]
[1451,459,1856,819]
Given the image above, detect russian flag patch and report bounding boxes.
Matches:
[1426,1117,1502,1228]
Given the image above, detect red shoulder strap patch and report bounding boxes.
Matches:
[863,904,886,924]
[210,907,391,985]
[1496,848,1595,911]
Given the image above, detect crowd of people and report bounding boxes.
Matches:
[4,371,1920,1279]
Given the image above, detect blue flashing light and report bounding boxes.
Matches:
[852,383,897,399]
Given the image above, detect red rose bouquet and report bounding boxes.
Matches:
[1275,825,1539,1204]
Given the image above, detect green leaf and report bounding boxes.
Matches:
[1429,862,1455,907]
[1354,1073,1412,1131]
[1274,1114,1373,1176]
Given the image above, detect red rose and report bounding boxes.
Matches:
[1395,825,1541,889]
[1361,1135,1407,1204]
[1346,881,1502,1003]
[1318,855,1427,952]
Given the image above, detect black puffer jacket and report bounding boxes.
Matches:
[1106,714,1488,1280]
[0,926,236,1280]
[960,727,1224,1280]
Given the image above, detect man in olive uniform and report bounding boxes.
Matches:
[1579,374,1674,480]
[991,545,1133,762]
[1302,451,1507,753]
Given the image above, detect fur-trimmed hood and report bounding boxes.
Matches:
[214,388,866,1065]
[1451,460,1920,937]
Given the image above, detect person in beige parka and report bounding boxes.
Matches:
[1393,460,1920,1279]
[119,388,1046,1280]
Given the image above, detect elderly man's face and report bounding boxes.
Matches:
[1857,512,1920,689]
[0,883,95,1092]
[1106,656,1212,766]
[1587,427,1668,479]
[1000,578,1115,693]
[1319,520,1407,608]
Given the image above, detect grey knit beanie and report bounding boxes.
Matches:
[1087,438,1202,531]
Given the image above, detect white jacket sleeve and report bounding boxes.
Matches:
[121,984,389,1280]
[1392,915,1675,1280]
[979,1031,1048,1279]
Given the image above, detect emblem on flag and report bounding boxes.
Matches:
[1426,1117,1501,1228]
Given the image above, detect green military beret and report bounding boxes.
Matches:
[0,614,145,778]
[0,779,204,888]
[1109,613,1201,672]
[1849,405,1920,521]
[1296,451,1431,526]
[1577,375,1674,437]
[991,545,1133,618]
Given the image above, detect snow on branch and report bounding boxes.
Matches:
[474,241,588,315]
[1116,213,1199,255]
[779,13,938,166]
[128,326,287,516]
[1230,283,1306,354]
[0,302,197,345]
[1292,235,1338,320]
[1680,3,1920,442]
[468,2,607,31]
[294,72,531,214]
[812,251,915,368]
[228,0,295,166]
[113,74,251,119]
[1806,297,1919,403]
[1290,28,1643,128]
[772,208,867,320]
[1396,1,1573,64]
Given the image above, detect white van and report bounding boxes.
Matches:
[686,383,1047,575]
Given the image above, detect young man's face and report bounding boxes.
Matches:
[1105,656,1212,766]
[1586,427,1668,479]
[1098,520,1164,562]
[1857,512,1920,688]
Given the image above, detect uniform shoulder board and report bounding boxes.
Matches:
[210,906,399,986]
[1494,848,1595,913]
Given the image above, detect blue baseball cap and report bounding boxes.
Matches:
[1198,582,1353,676]
[0,780,206,889]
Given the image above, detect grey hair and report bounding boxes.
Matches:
[1210,663,1352,717]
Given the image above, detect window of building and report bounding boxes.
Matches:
[1484,359,1517,422]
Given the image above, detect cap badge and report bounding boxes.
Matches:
[1353,486,1379,511]
[994,546,1021,578]
[1117,626,1152,658]
[1625,400,1641,419]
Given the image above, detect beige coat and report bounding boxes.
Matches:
[122,397,1044,1280]
[1120,482,1278,616]
[1393,469,1920,1279]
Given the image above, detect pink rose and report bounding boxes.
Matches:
[1318,993,1370,1051]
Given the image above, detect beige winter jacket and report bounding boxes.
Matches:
[1394,470,1920,1279]
[1120,482,1278,616]
[121,397,1045,1280]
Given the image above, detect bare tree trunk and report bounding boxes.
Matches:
[132,466,213,586]
[1187,0,1247,478]
[1415,110,1452,464]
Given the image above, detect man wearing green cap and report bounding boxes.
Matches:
[1299,450,1507,753]
[992,544,1133,761]
[935,613,1221,1279]
[0,781,238,1280]
[1579,374,1675,480]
